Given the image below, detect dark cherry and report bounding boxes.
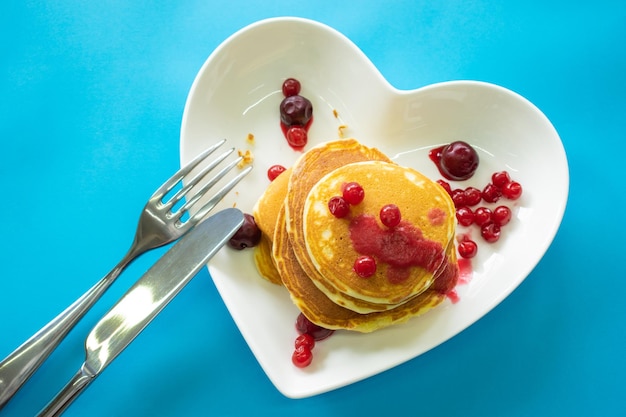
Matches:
[295,313,334,341]
[279,95,313,126]
[439,141,479,181]
[227,213,262,250]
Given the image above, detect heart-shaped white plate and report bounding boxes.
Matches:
[180,17,568,399]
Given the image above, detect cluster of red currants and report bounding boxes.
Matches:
[438,170,523,259]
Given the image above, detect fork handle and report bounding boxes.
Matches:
[36,364,95,417]
[0,253,134,410]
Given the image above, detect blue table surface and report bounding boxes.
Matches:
[1,1,624,416]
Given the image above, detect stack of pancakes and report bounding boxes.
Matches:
[253,139,459,332]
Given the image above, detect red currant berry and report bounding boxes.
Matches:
[482,183,502,203]
[450,189,466,208]
[455,206,474,226]
[353,255,377,278]
[328,196,350,218]
[492,205,512,226]
[294,333,315,351]
[379,204,401,228]
[481,222,501,243]
[282,78,301,97]
[342,182,365,205]
[437,179,452,194]
[473,207,492,227]
[295,313,334,341]
[502,181,523,200]
[458,239,478,258]
[292,345,313,368]
[492,171,511,188]
[286,125,307,148]
[463,187,482,206]
[267,164,286,181]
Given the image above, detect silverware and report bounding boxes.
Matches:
[0,139,251,409]
[37,208,244,416]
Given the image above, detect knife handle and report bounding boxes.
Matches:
[0,256,131,410]
[36,365,95,417]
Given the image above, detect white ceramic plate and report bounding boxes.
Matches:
[180,17,568,399]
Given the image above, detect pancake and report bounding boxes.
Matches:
[302,160,456,310]
[284,139,393,312]
[273,203,458,332]
[252,167,292,285]
[252,138,460,332]
[253,234,283,285]
[253,167,292,241]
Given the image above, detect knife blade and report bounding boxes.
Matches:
[37,208,244,417]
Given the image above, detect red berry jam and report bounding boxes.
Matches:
[349,215,443,283]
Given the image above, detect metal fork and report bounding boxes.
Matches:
[0,139,251,409]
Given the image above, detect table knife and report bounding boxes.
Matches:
[36,208,244,417]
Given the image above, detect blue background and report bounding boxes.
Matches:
[1,1,624,416]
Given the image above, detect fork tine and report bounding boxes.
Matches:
[162,148,235,211]
[179,156,243,213]
[153,138,227,199]
[187,164,253,225]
